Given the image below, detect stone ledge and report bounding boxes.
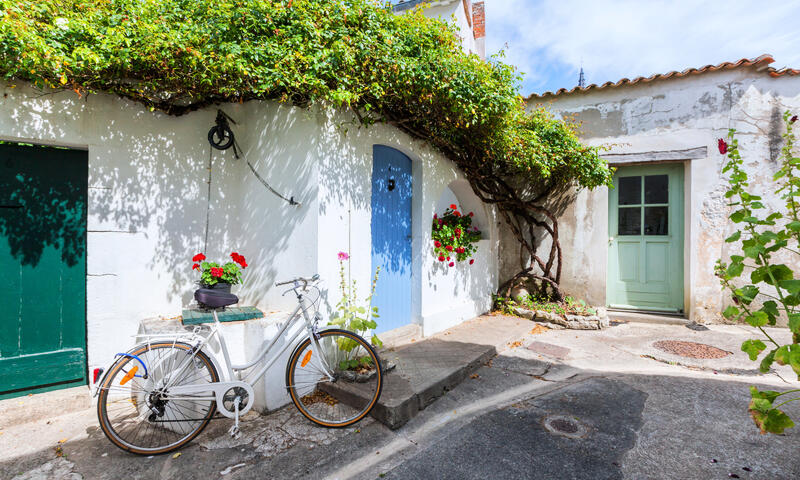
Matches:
[512,306,609,330]
[181,306,264,325]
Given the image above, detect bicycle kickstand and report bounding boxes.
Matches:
[228,396,242,439]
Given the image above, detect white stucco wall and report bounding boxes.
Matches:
[0,80,497,408]
[521,67,800,323]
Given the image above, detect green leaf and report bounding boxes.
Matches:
[741,339,767,361]
[760,349,777,373]
[745,311,768,327]
[779,280,800,294]
[722,305,740,319]
[789,313,800,334]
[724,231,741,243]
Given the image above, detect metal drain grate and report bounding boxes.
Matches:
[653,340,731,359]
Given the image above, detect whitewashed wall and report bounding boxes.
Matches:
[521,68,800,323]
[0,81,498,409]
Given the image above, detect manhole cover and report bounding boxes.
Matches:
[653,340,731,359]
[542,414,588,439]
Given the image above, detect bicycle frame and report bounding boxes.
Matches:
[129,284,335,417]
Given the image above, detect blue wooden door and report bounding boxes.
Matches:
[371,146,412,334]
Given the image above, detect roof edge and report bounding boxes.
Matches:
[526,54,799,101]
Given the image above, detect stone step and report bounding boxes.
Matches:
[328,314,533,429]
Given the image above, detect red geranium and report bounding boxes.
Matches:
[192,253,206,262]
[231,252,248,268]
[434,240,441,247]
[192,251,247,287]
[469,259,475,265]
[210,267,223,277]
[718,138,728,154]
[192,263,200,270]
[449,204,457,209]
[445,245,453,251]
[448,262,454,267]
[438,255,446,262]
[431,205,482,268]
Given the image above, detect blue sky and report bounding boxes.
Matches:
[485,0,800,96]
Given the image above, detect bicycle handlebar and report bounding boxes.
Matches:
[275,274,320,288]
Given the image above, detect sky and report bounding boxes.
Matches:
[484,0,800,96]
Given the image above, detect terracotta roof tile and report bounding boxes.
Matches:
[527,54,797,100]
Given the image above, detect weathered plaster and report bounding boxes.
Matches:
[516,67,800,323]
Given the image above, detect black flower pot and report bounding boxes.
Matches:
[201,282,232,294]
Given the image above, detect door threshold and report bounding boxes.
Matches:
[606,309,688,326]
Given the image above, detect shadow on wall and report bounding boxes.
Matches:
[427,178,496,303]
[1,87,315,311]
[0,143,86,267]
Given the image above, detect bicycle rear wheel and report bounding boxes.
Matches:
[97,342,219,455]
[286,329,382,427]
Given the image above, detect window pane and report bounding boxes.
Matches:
[644,206,668,235]
[618,177,641,205]
[644,175,668,204]
[618,207,641,235]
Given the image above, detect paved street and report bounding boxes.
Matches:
[2,319,799,479]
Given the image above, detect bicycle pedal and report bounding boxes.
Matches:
[228,425,241,438]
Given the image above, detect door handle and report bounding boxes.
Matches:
[608,236,614,244]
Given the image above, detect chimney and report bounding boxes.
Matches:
[472,1,485,59]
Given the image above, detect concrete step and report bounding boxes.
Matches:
[608,310,688,326]
[331,314,534,430]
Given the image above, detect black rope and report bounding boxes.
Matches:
[207,110,299,207]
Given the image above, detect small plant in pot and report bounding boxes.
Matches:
[192,252,248,293]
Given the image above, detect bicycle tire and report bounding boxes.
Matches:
[285,329,383,428]
[97,342,219,455]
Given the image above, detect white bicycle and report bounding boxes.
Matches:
[95,275,383,455]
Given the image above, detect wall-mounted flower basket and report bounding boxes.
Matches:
[432,204,481,267]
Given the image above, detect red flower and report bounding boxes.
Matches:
[231,252,248,268]
[210,267,224,277]
[192,253,206,262]
[434,240,441,247]
[717,138,728,154]
[438,255,446,262]
[453,211,461,217]
[446,245,453,251]
[456,247,464,253]
[468,212,474,217]
[449,204,457,210]
[447,256,451,261]
[433,213,438,219]
[455,228,461,236]
[469,259,475,265]
[448,262,454,267]
[791,115,798,124]
[192,263,200,270]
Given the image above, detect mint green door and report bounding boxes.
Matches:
[0,143,88,399]
[608,164,683,312]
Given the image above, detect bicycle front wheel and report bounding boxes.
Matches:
[286,329,382,427]
[97,342,219,455]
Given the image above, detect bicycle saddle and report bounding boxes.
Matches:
[194,288,239,309]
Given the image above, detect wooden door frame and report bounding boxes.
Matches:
[607,162,685,313]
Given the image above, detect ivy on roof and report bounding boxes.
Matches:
[0,0,612,296]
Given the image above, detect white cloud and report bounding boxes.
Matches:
[486,0,800,93]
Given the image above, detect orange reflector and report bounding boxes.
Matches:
[120,365,138,385]
[301,351,313,367]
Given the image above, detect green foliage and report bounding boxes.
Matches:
[716,112,800,434]
[432,205,481,264]
[495,294,596,317]
[193,252,247,286]
[0,0,611,195]
[328,252,383,357]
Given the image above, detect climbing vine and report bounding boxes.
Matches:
[0,0,612,298]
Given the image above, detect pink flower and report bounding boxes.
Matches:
[718,138,728,154]
[338,251,350,261]
[448,262,454,267]
[469,259,475,265]
[434,240,441,247]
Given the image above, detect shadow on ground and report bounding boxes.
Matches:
[2,344,799,480]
